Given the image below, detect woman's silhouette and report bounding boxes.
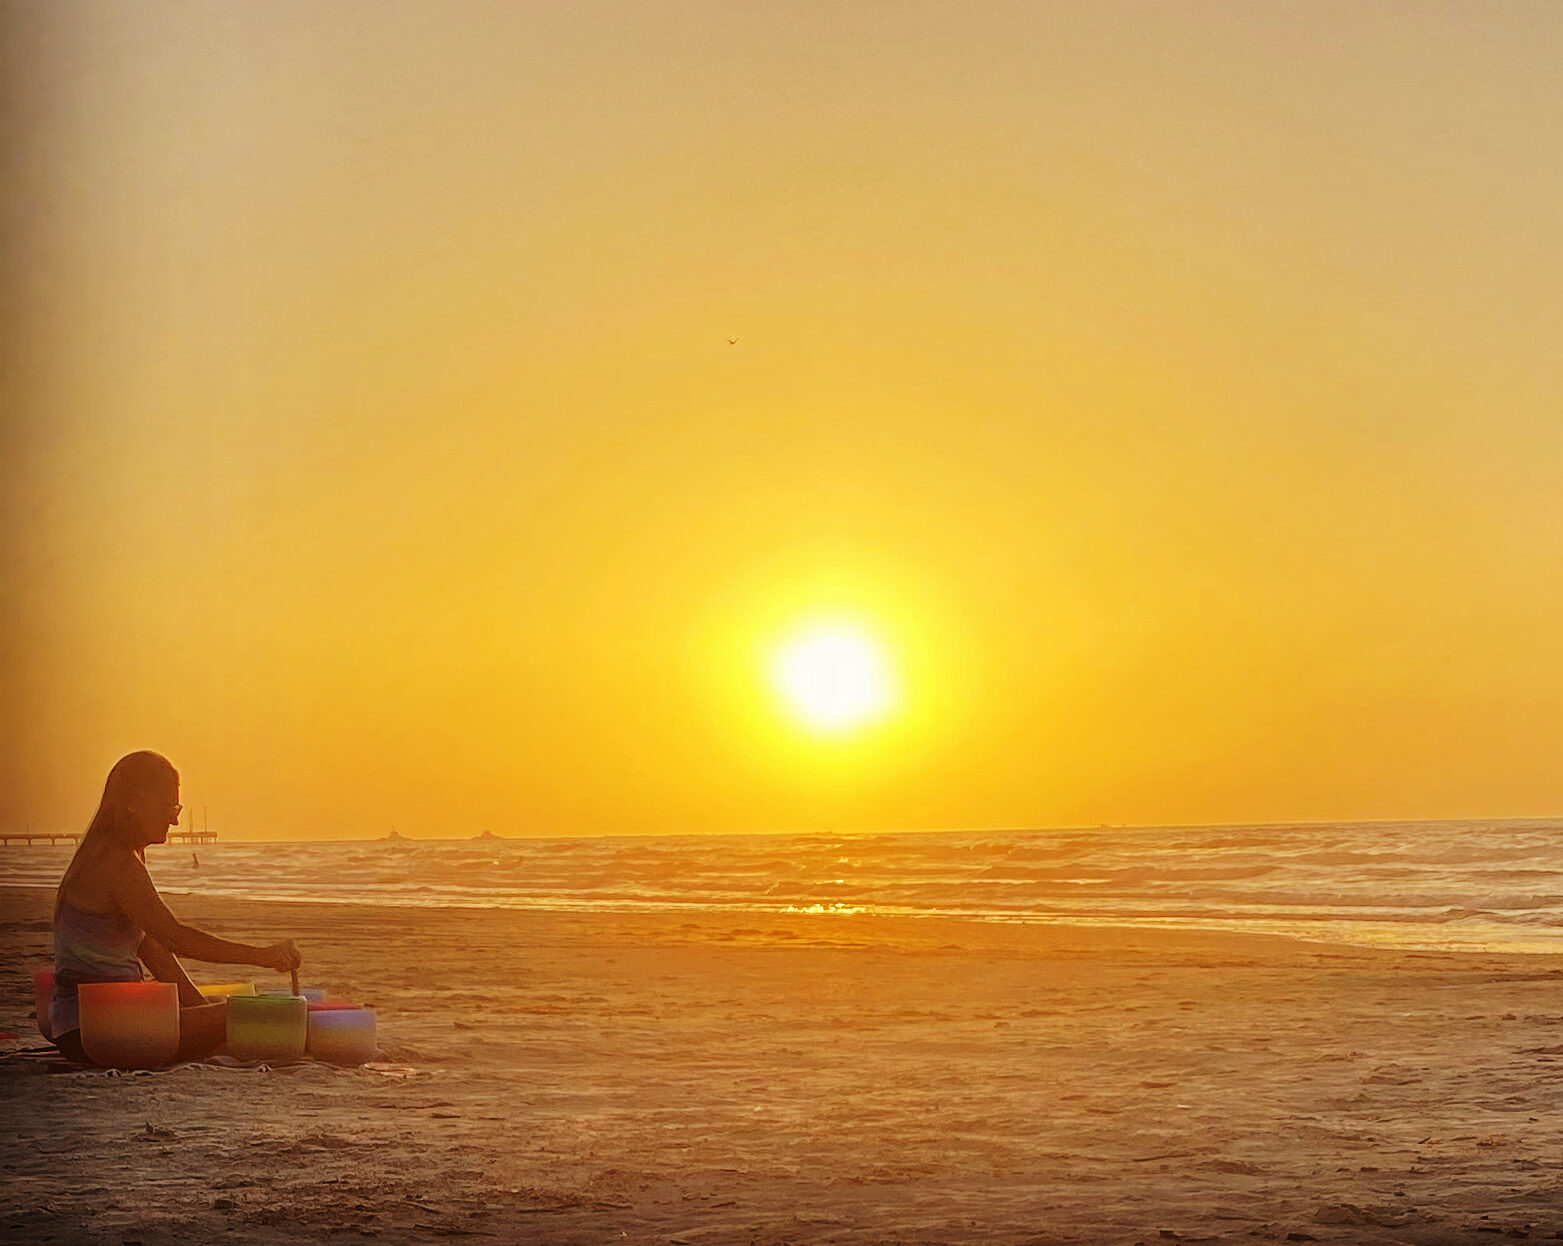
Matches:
[49,751,302,1064]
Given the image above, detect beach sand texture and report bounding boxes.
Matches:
[3,885,1562,1244]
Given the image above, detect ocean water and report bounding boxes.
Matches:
[4,820,1561,954]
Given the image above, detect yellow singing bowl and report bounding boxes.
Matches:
[197,982,257,1000]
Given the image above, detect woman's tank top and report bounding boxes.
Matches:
[51,900,145,1036]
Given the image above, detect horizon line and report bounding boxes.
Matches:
[127,812,1563,845]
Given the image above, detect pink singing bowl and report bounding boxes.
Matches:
[78,981,181,1069]
[306,1006,377,1066]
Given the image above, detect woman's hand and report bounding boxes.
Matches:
[260,940,302,973]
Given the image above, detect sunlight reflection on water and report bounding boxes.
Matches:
[4,820,1561,954]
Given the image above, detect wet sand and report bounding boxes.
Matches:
[3,884,1562,1244]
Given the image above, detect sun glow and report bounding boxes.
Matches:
[769,621,897,735]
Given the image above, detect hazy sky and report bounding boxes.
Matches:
[4,2,1561,839]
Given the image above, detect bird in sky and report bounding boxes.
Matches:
[727,337,739,346]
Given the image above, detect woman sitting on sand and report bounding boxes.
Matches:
[49,750,302,1064]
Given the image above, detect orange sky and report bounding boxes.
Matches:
[4,2,1561,839]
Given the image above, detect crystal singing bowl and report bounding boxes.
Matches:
[197,982,256,999]
[306,1007,377,1066]
[33,968,54,1040]
[78,981,181,1069]
[226,994,308,1063]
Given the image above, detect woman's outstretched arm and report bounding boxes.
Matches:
[118,856,301,972]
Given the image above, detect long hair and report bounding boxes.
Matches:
[55,751,178,915]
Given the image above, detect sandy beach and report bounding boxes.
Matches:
[3,884,1562,1244]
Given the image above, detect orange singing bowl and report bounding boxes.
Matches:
[78,981,181,1069]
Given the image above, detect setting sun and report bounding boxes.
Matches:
[769,622,897,735]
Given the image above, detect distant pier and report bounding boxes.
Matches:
[0,831,80,846]
[0,829,219,846]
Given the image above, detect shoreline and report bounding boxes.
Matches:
[5,886,1563,1243]
[7,881,1561,963]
